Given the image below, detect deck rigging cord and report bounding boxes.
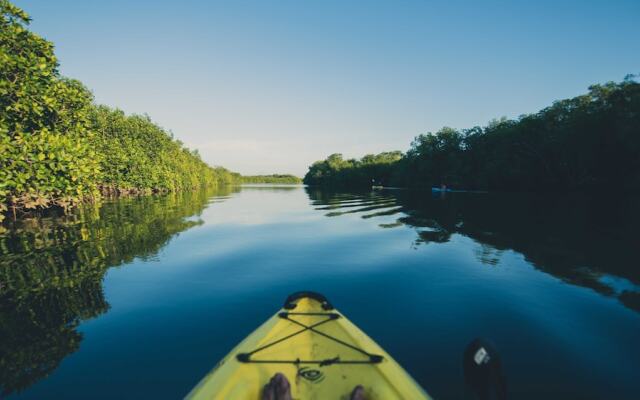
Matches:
[236,304,384,365]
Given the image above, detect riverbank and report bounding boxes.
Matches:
[0,2,238,223]
[304,78,640,192]
[240,174,302,184]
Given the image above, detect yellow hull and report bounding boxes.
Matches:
[186,293,430,399]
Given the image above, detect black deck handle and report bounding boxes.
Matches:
[283,291,334,310]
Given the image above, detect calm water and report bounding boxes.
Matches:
[1,185,639,399]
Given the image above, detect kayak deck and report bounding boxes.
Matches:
[186,293,430,399]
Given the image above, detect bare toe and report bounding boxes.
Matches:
[262,380,275,400]
[262,373,292,400]
[273,373,292,400]
[350,385,366,400]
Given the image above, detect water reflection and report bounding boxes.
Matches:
[305,187,640,313]
[0,186,237,396]
[1,185,638,398]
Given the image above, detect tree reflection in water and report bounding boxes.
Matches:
[306,187,640,313]
[0,186,238,396]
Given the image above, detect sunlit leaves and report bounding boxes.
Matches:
[1,1,238,222]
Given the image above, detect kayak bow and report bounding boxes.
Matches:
[186,292,430,399]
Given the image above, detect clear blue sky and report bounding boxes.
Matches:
[16,0,640,176]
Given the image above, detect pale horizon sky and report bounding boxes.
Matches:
[16,0,640,176]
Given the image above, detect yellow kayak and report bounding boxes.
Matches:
[186,292,431,399]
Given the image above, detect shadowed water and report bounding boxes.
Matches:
[1,185,638,399]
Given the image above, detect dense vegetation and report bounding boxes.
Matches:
[305,78,640,192]
[90,106,239,194]
[0,1,237,223]
[241,174,302,184]
[304,152,403,188]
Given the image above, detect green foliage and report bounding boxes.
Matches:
[241,174,302,184]
[0,1,238,223]
[304,151,403,187]
[89,106,239,193]
[304,79,640,192]
[0,2,100,220]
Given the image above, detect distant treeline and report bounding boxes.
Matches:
[304,78,640,192]
[241,174,302,184]
[0,1,238,223]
